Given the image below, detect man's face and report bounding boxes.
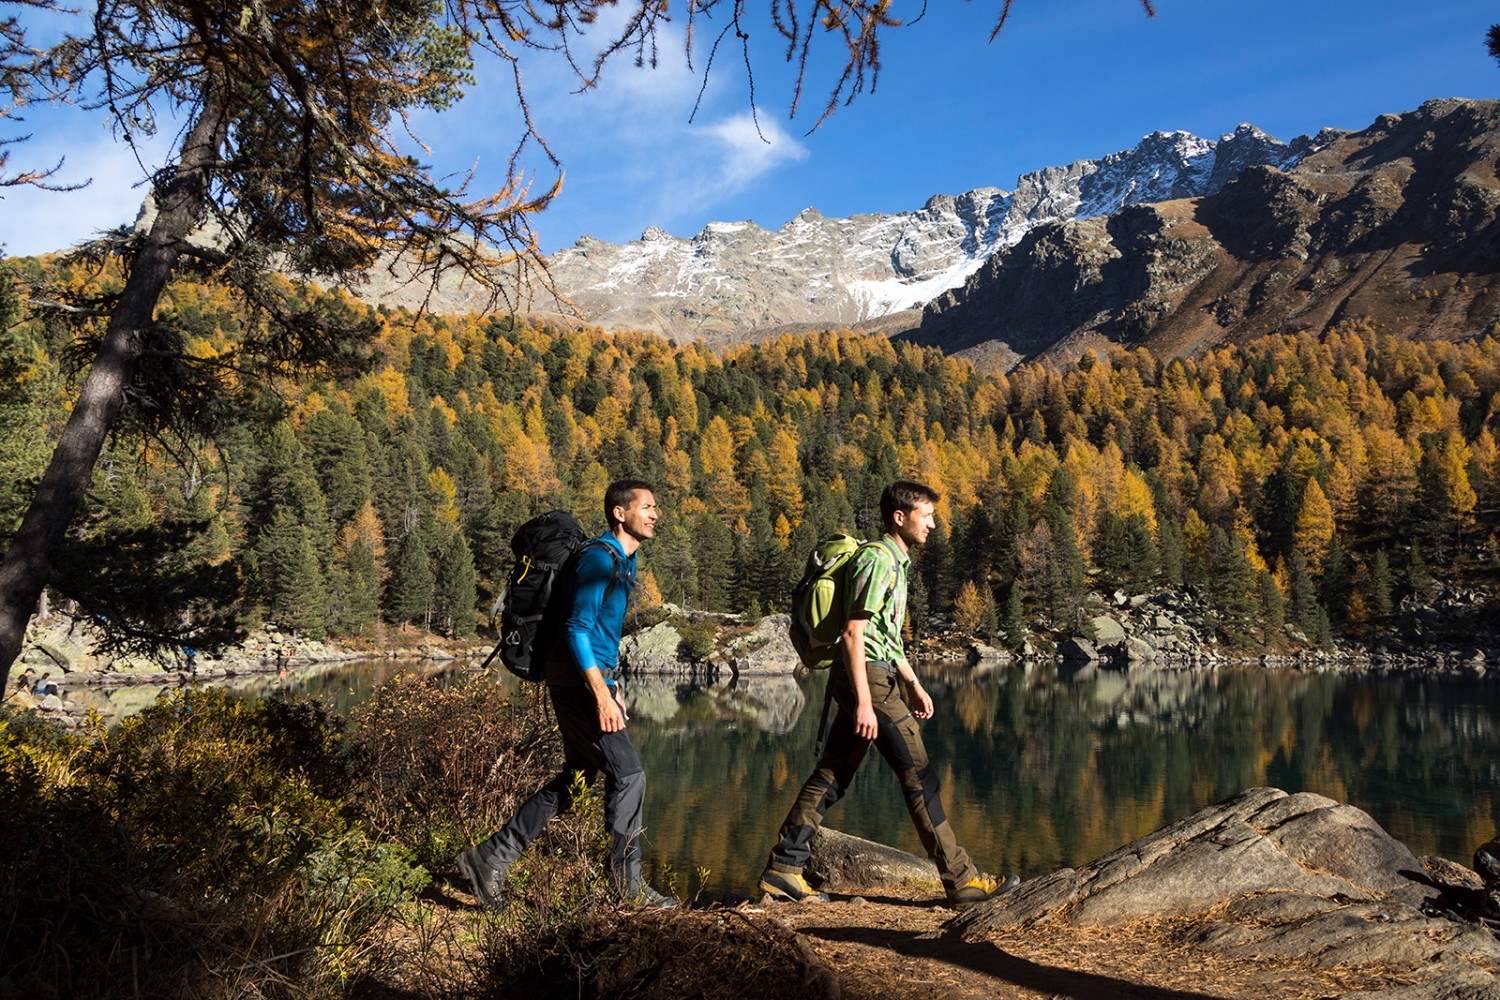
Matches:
[893,499,936,548]
[616,490,659,542]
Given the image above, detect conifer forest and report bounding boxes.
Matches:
[2,256,1497,655]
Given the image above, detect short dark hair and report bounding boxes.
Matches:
[605,479,655,528]
[880,480,939,530]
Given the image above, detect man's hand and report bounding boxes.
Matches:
[583,667,625,733]
[905,678,934,720]
[854,701,879,740]
[596,690,626,732]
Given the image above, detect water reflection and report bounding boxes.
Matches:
[74,657,1500,901]
[622,673,806,734]
[628,662,1500,899]
[66,658,453,721]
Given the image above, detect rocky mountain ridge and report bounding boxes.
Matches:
[913,97,1500,367]
[515,124,1317,347]
[328,99,1500,368]
[331,122,1319,343]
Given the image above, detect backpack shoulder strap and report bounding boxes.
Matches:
[575,537,631,602]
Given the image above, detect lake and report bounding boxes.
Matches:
[72,658,1500,898]
[621,662,1500,898]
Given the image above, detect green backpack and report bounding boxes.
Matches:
[788,534,897,670]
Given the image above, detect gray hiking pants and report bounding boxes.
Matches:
[469,683,646,894]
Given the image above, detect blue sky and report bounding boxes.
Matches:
[1,0,1496,258]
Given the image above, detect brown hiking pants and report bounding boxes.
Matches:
[765,663,979,891]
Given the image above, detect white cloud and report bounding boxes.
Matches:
[701,111,808,195]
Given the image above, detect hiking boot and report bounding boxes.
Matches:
[632,884,679,909]
[758,868,830,903]
[948,873,1020,909]
[456,847,507,913]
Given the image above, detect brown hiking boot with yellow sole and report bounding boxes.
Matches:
[759,868,830,903]
[948,872,1020,908]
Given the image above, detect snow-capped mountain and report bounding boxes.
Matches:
[534,124,1323,346]
[913,99,1500,370]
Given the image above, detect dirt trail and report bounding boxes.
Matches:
[755,884,1420,1000]
[405,878,1420,999]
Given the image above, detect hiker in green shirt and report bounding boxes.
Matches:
[758,480,1020,908]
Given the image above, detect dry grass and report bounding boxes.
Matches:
[354,890,838,1000]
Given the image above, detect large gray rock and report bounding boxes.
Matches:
[949,787,1500,995]
[1058,637,1100,662]
[619,621,687,672]
[805,827,938,891]
[727,614,799,675]
[1089,616,1127,644]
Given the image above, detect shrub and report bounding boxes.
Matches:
[0,690,416,999]
[345,674,561,870]
[676,618,719,661]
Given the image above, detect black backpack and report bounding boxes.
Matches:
[490,511,625,682]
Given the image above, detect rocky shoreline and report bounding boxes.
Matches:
[9,581,1495,730]
[617,588,1498,682]
[4,617,492,727]
[786,788,1500,999]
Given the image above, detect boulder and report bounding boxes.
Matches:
[968,642,1008,661]
[1088,616,1127,644]
[1473,839,1500,887]
[949,787,1500,996]
[619,621,687,673]
[727,614,799,675]
[805,827,938,891]
[23,643,72,671]
[1058,637,1100,662]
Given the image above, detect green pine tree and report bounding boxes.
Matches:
[1208,526,1256,642]
[1002,585,1027,651]
[690,510,736,612]
[1289,551,1327,646]
[1321,534,1351,626]
[433,526,478,637]
[1124,514,1161,592]
[388,529,434,628]
[1094,511,1133,593]
[1368,547,1394,618]
[1157,517,1185,587]
[1256,568,1285,640]
[259,507,329,636]
[1407,540,1434,602]
[342,537,382,636]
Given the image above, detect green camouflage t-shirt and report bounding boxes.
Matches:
[843,536,909,670]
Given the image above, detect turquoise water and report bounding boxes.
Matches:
[76,658,1500,898]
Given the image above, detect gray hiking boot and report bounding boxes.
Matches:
[456,846,507,912]
[632,884,679,909]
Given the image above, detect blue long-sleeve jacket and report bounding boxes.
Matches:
[558,533,634,687]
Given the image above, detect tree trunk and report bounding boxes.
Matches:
[0,106,229,674]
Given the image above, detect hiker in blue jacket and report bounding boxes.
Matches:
[457,480,674,910]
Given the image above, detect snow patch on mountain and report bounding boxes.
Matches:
[540,124,1328,344]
